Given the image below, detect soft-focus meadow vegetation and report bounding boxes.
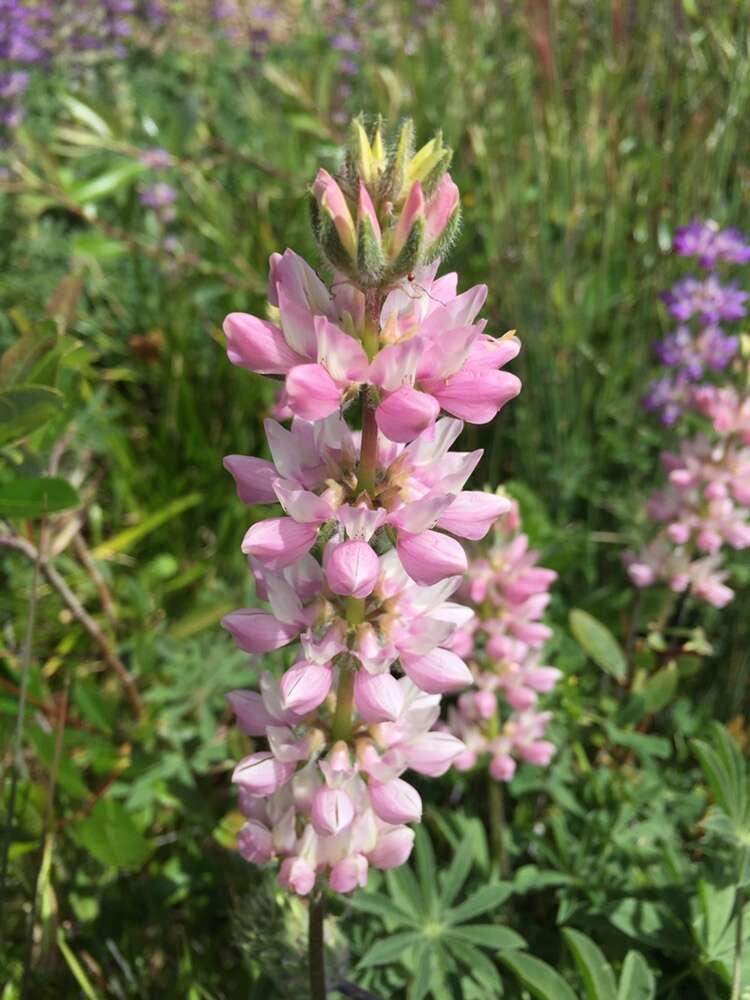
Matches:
[1,2,750,997]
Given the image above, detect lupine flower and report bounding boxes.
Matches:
[225,248,520,442]
[645,222,748,425]
[445,499,560,783]
[630,220,750,607]
[673,219,750,269]
[223,121,521,895]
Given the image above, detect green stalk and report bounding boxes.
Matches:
[488,776,509,878]
[356,399,378,497]
[308,890,327,1000]
[331,660,356,743]
[731,886,744,1000]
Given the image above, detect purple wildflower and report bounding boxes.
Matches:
[663,274,748,323]
[674,219,750,269]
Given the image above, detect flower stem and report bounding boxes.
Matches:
[356,398,378,497]
[731,886,744,1000]
[308,890,327,1000]
[488,775,509,878]
[331,660,356,743]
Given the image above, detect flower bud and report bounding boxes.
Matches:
[232,752,295,796]
[280,662,333,715]
[238,820,273,863]
[324,539,380,598]
[329,853,369,893]
[368,777,422,824]
[368,826,415,870]
[278,856,316,896]
[354,670,405,723]
[311,786,355,836]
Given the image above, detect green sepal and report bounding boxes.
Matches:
[422,206,461,266]
[384,215,425,283]
[356,215,386,286]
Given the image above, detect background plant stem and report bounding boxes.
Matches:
[308,890,327,1000]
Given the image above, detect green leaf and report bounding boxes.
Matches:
[57,928,98,1000]
[385,866,424,922]
[616,951,656,1000]
[500,951,578,1000]
[90,492,203,558]
[639,661,679,714]
[444,937,503,991]
[0,477,80,518]
[413,826,438,916]
[695,879,736,957]
[446,882,513,924]
[60,93,113,137]
[409,943,434,1000]
[606,899,685,953]
[68,160,145,205]
[0,385,64,446]
[604,724,671,760]
[358,931,421,968]
[439,835,475,908]
[562,928,617,1000]
[692,723,747,825]
[445,923,525,951]
[349,891,413,926]
[569,609,627,682]
[68,799,151,870]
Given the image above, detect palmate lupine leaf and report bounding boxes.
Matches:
[353,826,523,997]
[692,722,749,827]
[499,951,578,1000]
[562,928,618,1000]
[616,951,656,1000]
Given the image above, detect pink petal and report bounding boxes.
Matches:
[232,751,295,796]
[226,690,277,735]
[376,386,440,443]
[311,786,355,836]
[238,820,273,863]
[329,854,369,893]
[396,529,467,585]
[428,369,522,424]
[224,313,304,374]
[278,856,316,895]
[286,363,343,420]
[424,173,459,244]
[273,480,333,524]
[324,539,380,598]
[403,732,466,777]
[436,491,511,540]
[268,248,330,315]
[312,168,357,257]
[391,182,425,258]
[368,826,415,869]
[241,517,318,570]
[354,671,405,723]
[369,338,422,391]
[221,609,300,653]
[400,647,473,694]
[368,777,422,824]
[315,316,370,381]
[280,662,333,715]
[358,182,382,240]
[223,455,278,505]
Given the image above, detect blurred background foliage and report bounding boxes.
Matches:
[1,1,749,997]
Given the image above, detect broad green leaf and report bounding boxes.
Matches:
[0,477,80,518]
[349,891,413,926]
[569,609,627,682]
[446,882,513,923]
[500,951,578,1000]
[358,931,421,968]
[69,799,151,870]
[0,385,64,446]
[562,928,617,999]
[68,160,145,205]
[616,951,656,1000]
[695,880,735,957]
[604,724,671,760]
[445,923,525,950]
[639,661,679,714]
[72,231,127,262]
[439,836,475,907]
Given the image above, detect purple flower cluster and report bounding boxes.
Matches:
[212,2,282,62]
[644,220,750,425]
[628,219,750,609]
[0,0,140,140]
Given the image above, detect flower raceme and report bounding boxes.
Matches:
[445,499,560,783]
[225,248,521,442]
[629,220,750,608]
[221,120,523,896]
